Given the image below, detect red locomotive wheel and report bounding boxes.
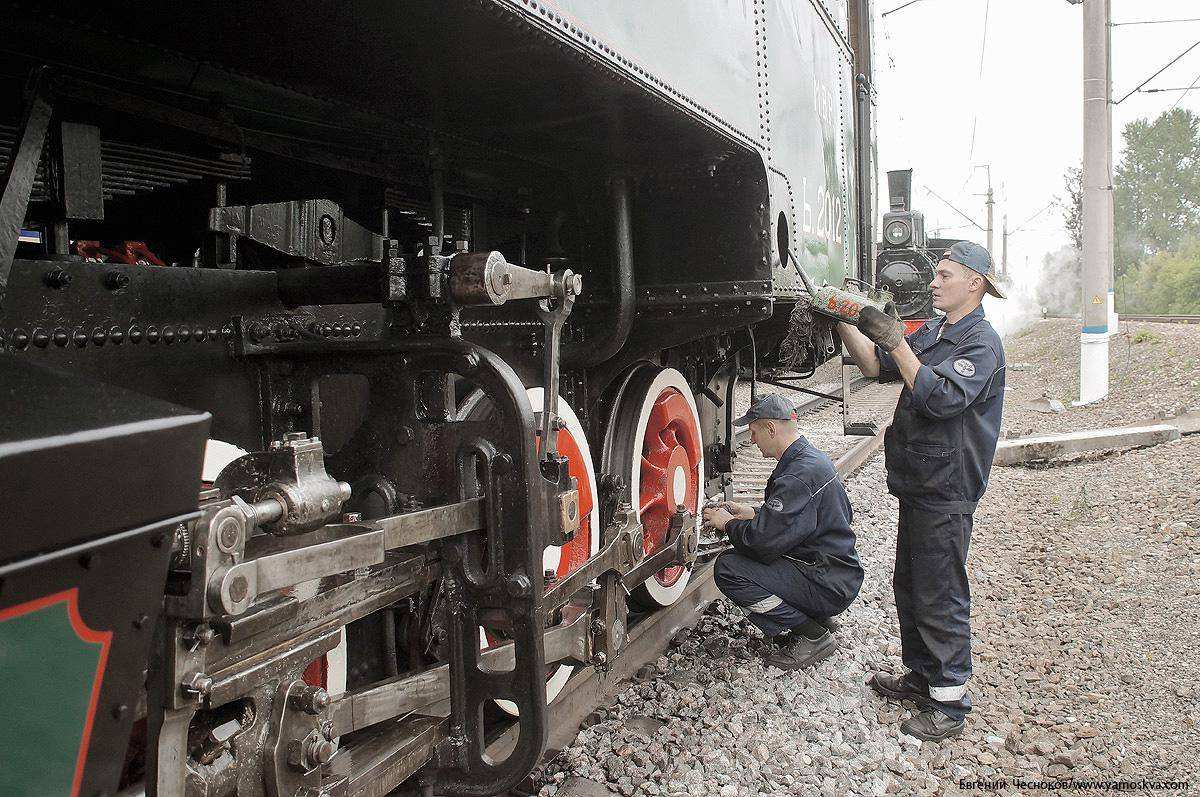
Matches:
[605,367,702,609]
[637,388,699,587]
[471,388,600,715]
[537,391,598,583]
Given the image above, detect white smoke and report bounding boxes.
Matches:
[984,246,1077,338]
[1032,245,1083,318]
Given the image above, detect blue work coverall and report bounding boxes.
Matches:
[877,304,1006,720]
[714,437,863,637]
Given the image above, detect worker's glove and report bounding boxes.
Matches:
[857,306,905,352]
[702,505,734,535]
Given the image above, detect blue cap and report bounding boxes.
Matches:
[942,241,1006,299]
[732,393,798,426]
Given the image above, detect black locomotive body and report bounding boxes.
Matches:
[0,2,877,795]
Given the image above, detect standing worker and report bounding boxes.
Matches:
[839,241,1006,741]
[703,394,863,670]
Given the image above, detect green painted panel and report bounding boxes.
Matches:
[768,0,854,291]
[0,593,107,797]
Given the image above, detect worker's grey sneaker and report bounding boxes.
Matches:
[771,617,841,648]
[868,671,934,707]
[764,631,837,670]
[900,709,965,742]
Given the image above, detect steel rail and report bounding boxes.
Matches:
[1042,313,1200,325]
[1119,314,1200,324]
[734,373,875,446]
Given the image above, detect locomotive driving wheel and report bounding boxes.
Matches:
[604,366,703,610]
[466,387,600,714]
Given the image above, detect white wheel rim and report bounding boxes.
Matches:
[201,438,249,483]
[526,388,602,573]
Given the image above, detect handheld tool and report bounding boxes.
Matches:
[786,248,895,325]
[697,501,734,557]
[787,249,896,436]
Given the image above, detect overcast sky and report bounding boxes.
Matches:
[874,0,1200,291]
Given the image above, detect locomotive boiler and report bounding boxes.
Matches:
[0,2,877,795]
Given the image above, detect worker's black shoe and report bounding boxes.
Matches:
[900,709,965,742]
[764,631,837,670]
[868,671,934,707]
[771,616,840,648]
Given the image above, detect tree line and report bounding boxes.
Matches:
[1039,107,1200,315]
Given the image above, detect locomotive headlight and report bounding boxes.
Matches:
[884,219,911,246]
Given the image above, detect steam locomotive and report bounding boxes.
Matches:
[0,2,877,795]
[875,168,962,331]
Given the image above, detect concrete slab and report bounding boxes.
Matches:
[994,424,1181,466]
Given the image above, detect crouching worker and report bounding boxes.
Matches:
[703,394,863,669]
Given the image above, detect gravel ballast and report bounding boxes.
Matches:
[1003,319,1200,436]
[533,319,1199,796]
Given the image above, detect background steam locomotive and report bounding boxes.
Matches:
[0,2,881,796]
[876,168,962,330]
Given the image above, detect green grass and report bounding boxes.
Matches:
[1132,329,1162,344]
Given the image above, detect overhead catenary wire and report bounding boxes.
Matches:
[924,185,987,233]
[881,0,933,18]
[976,0,991,80]
[1010,201,1057,235]
[1111,18,1200,28]
[1115,38,1200,104]
[1142,85,1200,93]
[967,0,992,163]
[1170,69,1200,110]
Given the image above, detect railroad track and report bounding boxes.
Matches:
[1043,313,1200,325]
[732,373,874,448]
[727,379,902,507]
[1119,314,1200,325]
[505,378,901,789]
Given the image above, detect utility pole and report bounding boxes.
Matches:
[985,172,994,258]
[1105,0,1118,335]
[973,164,994,256]
[1000,215,1008,278]
[1078,0,1111,404]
